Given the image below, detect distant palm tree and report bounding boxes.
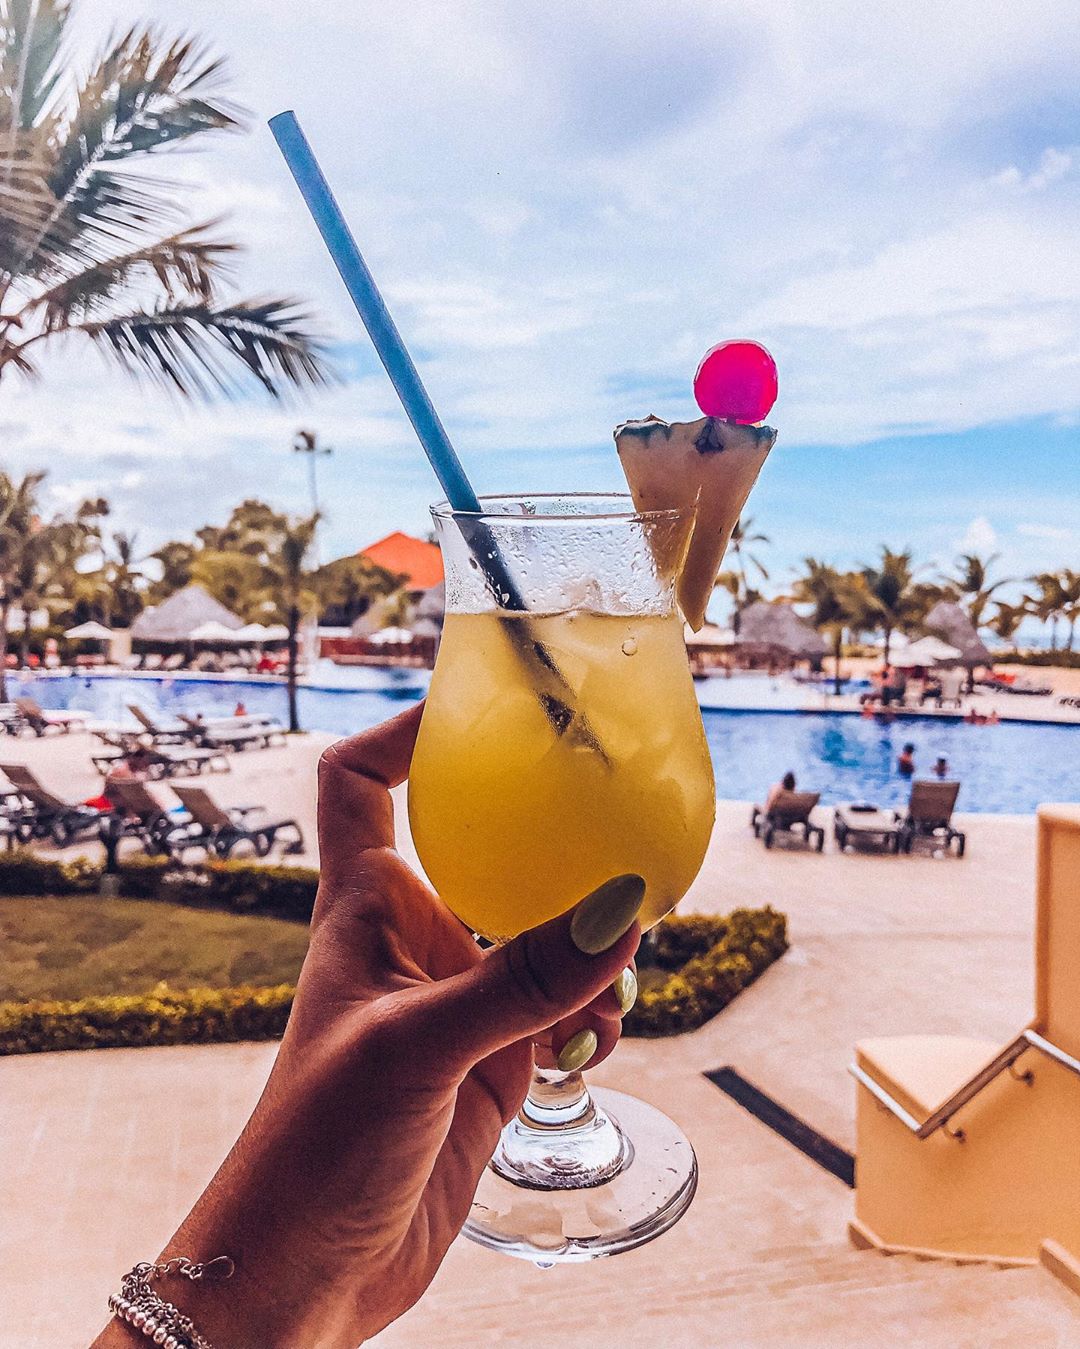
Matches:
[1027,571,1068,651]
[100,531,146,626]
[859,546,928,664]
[191,502,319,731]
[0,2,330,398]
[989,600,1027,646]
[728,516,769,629]
[947,552,1010,631]
[268,514,320,734]
[0,470,45,697]
[713,516,769,633]
[792,558,870,694]
[1059,569,1080,652]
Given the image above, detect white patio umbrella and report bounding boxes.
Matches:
[64,621,113,640]
[189,620,245,643]
[234,622,270,641]
[684,622,734,647]
[368,626,414,645]
[891,635,962,667]
[260,624,289,642]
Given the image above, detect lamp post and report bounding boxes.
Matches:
[292,429,332,562]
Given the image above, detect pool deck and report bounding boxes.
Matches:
[3,723,1078,1344]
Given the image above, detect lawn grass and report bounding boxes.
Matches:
[0,896,309,1001]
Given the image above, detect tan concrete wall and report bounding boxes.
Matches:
[855,807,1080,1264]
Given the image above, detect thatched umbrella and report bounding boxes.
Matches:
[131,586,244,644]
[735,602,827,662]
[923,600,992,668]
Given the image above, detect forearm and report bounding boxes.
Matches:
[91,1126,369,1349]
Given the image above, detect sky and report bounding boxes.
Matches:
[4,0,1079,628]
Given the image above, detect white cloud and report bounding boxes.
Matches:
[992,146,1074,192]
[1017,522,1074,541]
[7,0,1080,558]
[957,517,999,554]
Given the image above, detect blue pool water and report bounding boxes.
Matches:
[14,671,1079,815]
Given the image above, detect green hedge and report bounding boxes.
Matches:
[624,908,788,1037]
[0,851,101,895]
[0,850,319,922]
[0,851,787,1052]
[0,984,295,1056]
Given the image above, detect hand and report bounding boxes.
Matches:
[94,703,642,1349]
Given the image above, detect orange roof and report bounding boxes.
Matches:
[359,531,444,589]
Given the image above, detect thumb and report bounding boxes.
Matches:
[419,875,646,1074]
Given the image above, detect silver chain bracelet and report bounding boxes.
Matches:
[108,1255,234,1349]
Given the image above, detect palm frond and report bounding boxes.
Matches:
[1,0,70,132]
[17,27,242,280]
[24,221,235,329]
[70,297,334,400]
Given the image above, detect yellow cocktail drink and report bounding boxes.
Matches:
[409,607,715,941]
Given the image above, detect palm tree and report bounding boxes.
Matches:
[727,516,769,632]
[0,3,330,398]
[1027,571,1067,651]
[0,470,45,697]
[148,539,196,602]
[791,558,870,694]
[859,546,928,664]
[947,553,1010,631]
[266,514,320,733]
[1059,569,1080,652]
[190,501,319,730]
[989,600,1027,647]
[101,531,146,626]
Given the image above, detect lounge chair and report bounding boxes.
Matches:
[834,802,901,854]
[92,734,230,779]
[105,779,195,856]
[0,703,29,736]
[170,784,304,859]
[127,703,192,744]
[897,780,965,856]
[187,717,285,751]
[0,762,104,845]
[175,711,284,750]
[934,668,965,710]
[752,790,824,851]
[14,697,89,736]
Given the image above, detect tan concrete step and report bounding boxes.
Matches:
[374,1250,1080,1348]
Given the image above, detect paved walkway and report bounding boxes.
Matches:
[4,786,1073,1346]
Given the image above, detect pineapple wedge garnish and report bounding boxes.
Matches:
[615,415,776,631]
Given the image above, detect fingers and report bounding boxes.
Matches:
[542,959,637,1072]
[317,703,424,876]
[413,875,646,1074]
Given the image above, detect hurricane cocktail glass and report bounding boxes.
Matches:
[408,493,715,1262]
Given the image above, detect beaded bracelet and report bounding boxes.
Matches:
[108,1255,234,1349]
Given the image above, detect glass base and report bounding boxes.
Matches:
[463,1087,698,1265]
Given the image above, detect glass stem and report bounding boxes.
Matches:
[488,1065,631,1189]
[520,1067,594,1129]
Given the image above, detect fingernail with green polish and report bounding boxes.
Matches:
[557,1028,598,1073]
[613,966,638,1014]
[570,874,646,955]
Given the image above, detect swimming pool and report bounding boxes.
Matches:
[14,671,1079,814]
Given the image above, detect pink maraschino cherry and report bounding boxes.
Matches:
[693,339,778,423]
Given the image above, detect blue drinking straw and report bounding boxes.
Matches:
[268,111,482,516]
[268,111,606,757]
